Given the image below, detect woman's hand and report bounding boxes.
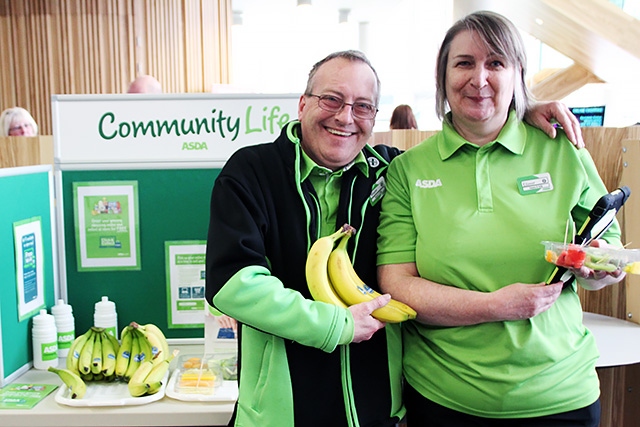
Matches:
[524,100,584,148]
[572,239,627,290]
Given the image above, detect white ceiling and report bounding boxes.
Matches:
[232,0,405,23]
[229,0,640,127]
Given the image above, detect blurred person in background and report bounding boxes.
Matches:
[390,104,418,130]
[0,107,38,136]
[127,75,162,94]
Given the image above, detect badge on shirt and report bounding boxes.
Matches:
[370,176,386,205]
[517,172,554,195]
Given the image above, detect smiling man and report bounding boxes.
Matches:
[204,50,585,427]
[205,51,402,427]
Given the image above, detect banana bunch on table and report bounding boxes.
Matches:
[47,321,173,399]
[306,224,417,323]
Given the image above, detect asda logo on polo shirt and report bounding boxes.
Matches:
[415,178,442,188]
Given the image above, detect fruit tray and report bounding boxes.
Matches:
[542,241,640,274]
[165,369,238,402]
[54,371,168,407]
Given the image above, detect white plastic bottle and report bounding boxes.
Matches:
[51,299,75,358]
[32,309,59,370]
[94,296,118,339]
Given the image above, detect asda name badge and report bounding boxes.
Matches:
[517,173,553,195]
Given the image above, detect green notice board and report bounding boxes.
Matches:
[60,168,220,338]
[0,166,56,384]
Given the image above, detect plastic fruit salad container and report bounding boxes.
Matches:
[542,241,640,274]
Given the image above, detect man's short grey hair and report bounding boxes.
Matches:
[305,50,381,106]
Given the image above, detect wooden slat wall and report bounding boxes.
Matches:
[0,135,53,168]
[0,0,231,135]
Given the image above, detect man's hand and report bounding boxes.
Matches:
[349,294,389,343]
[525,101,584,148]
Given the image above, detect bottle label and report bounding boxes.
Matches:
[41,342,58,361]
[58,331,75,349]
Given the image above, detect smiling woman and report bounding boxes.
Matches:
[0,107,38,137]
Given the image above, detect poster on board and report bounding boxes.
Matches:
[164,241,206,328]
[13,217,45,321]
[73,181,140,271]
[52,93,300,165]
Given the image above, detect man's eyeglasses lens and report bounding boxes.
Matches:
[309,94,377,119]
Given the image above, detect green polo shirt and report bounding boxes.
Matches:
[377,111,621,418]
[300,149,368,237]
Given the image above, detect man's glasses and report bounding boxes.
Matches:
[308,94,378,120]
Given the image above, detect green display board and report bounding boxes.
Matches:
[60,168,221,339]
[0,166,56,384]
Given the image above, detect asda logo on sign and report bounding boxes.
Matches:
[182,142,208,150]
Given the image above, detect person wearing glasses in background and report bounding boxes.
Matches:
[205,50,585,427]
[0,107,38,137]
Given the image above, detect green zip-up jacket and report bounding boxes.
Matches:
[205,121,405,427]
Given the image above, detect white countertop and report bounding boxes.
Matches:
[0,344,234,427]
[583,311,640,368]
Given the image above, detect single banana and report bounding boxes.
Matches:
[123,332,141,382]
[132,327,154,365]
[66,328,94,373]
[48,366,87,399]
[104,328,120,355]
[91,331,103,375]
[328,232,417,323]
[78,330,96,375]
[128,358,155,397]
[128,381,149,398]
[100,331,117,377]
[141,323,170,360]
[115,326,134,380]
[305,224,354,308]
[145,349,179,395]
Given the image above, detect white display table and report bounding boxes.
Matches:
[3,315,638,426]
[583,312,640,367]
[0,344,234,427]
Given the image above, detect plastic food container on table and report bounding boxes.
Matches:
[542,241,640,274]
[165,352,238,402]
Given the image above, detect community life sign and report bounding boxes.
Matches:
[52,93,300,165]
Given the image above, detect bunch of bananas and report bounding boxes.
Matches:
[47,321,171,399]
[115,322,170,385]
[47,326,119,399]
[306,224,417,323]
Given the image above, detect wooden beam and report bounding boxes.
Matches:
[530,63,603,100]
